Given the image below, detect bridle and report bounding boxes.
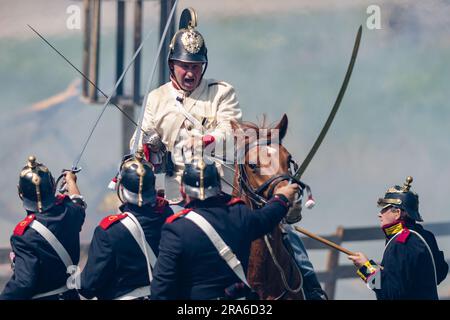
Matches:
[238,139,308,297]
[235,139,309,209]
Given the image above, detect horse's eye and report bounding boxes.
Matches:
[248,163,258,171]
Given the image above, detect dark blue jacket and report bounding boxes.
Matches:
[79,200,173,299]
[0,195,85,300]
[375,223,448,300]
[150,193,290,300]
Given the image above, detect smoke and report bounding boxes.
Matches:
[1,0,449,299]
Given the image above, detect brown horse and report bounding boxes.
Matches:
[230,114,306,300]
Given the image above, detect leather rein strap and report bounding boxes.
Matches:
[237,141,305,208]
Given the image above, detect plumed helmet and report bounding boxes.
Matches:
[377,176,422,222]
[182,159,221,201]
[168,8,208,64]
[117,149,156,207]
[18,156,56,212]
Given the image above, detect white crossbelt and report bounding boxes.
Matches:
[384,229,438,286]
[171,87,203,130]
[185,211,250,288]
[120,213,157,269]
[29,220,73,299]
[118,213,156,300]
[410,230,438,285]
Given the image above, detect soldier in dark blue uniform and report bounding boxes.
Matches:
[349,176,448,300]
[79,150,173,300]
[150,160,300,300]
[0,156,86,300]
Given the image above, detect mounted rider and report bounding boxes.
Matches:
[130,8,242,202]
[132,7,326,300]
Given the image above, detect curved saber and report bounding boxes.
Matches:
[294,25,362,180]
[27,25,140,129]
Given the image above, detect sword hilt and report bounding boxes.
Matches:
[57,167,82,194]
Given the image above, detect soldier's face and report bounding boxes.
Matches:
[378,206,401,227]
[171,60,203,91]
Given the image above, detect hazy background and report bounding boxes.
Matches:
[0,0,449,299]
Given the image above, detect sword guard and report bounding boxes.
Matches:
[57,168,82,194]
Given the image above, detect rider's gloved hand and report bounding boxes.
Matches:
[63,171,77,184]
[202,134,215,147]
[275,183,300,205]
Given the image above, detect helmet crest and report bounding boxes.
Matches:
[168,8,208,70]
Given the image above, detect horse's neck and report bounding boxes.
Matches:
[232,165,256,209]
[232,163,248,202]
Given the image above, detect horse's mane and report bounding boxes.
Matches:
[232,115,281,147]
[236,114,272,131]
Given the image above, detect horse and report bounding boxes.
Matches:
[229,114,307,300]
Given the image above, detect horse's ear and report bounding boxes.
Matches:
[274,114,288,141]
[231,120,240,131]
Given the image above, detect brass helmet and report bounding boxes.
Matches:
[117,149,156,207]
[377,176,423,222]
[182,159,221,201]
[18,156,56,212]
[168,8,208,68]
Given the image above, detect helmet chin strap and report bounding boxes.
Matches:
[170,74,183,91]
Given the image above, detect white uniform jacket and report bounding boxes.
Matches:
[130,78,242,195]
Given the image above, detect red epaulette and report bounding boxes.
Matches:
[166,208,192,224]
[227,198,245,206]
[395,228,411,244]
[99,213,128,230]
[154,196,169,214]
[55,194,68,205]
[13,214,36,236]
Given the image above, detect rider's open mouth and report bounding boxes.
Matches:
[184,78,195,84]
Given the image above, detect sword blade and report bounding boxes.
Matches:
[27,24,140,129]
[294,25,362,180]
[72,26,153,170]
[28,23,153,171]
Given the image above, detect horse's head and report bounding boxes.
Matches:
[233,114,308,299]
[232,114,302,208]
